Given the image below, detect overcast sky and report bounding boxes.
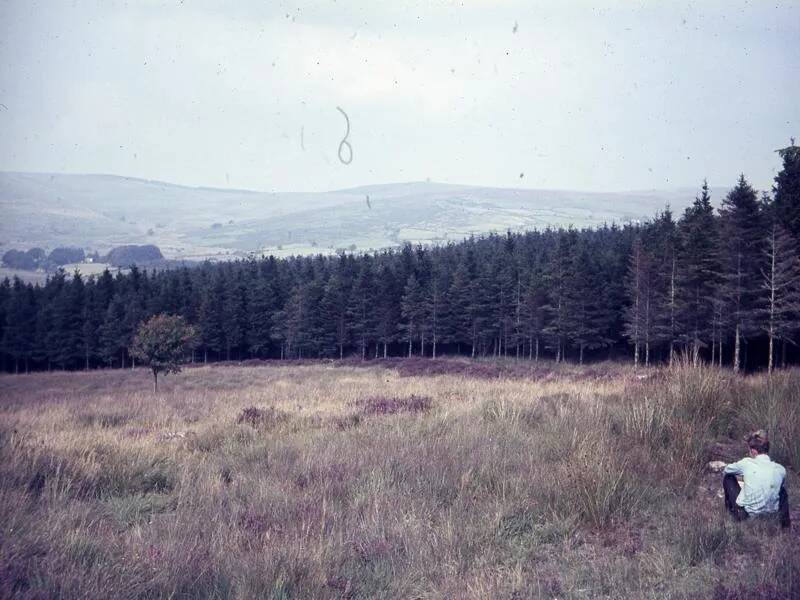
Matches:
[0,1,798,193]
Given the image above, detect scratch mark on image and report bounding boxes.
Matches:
[300,126,305,152]
[336,106,353,165]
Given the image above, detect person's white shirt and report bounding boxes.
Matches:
[723,454,786,515]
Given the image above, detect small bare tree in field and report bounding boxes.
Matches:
[130,314,198,392]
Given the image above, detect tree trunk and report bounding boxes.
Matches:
[733,323,741,374]
[768,332,774,374]
[535,337,539,362]
[153,369,158,393]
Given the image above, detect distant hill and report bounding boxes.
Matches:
[0,172,727,260]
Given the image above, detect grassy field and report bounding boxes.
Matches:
[1,359,798,599]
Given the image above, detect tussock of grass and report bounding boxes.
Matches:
[355,394,432,416]
[236,405,292,429]
[0,360,797,598]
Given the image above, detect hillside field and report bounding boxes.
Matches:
[1,360,798,599]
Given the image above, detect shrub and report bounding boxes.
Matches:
[236,406,291,429]
[677,514,731,566]
[356,395,432,416]
[77,411,132,428]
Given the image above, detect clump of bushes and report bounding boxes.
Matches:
[332,413,362,430]
[356,394,432,416]
[236,406,291,429]
[77,411,132,429]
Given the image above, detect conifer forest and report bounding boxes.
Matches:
[2,144,799,374]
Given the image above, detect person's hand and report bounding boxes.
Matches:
[708,460,726,472]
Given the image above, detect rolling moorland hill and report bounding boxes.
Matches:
[1,172,726,262]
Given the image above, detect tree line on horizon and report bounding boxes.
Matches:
[1,142,799,374]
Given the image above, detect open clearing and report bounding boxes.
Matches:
[1,360,798,599]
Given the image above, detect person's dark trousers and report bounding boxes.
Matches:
[779,486,791,529]
[722,474,791,528]
[723,474,748,521]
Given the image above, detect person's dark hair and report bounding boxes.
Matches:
[746,430,769,454]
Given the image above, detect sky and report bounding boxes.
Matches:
[0,0,798,193]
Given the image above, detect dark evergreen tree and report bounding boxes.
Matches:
[676,181,720,364]
[401,274,425,357]
[197,273,227,361]
[1,278,37,373]
[347,258,375,360]
[773,140,800,243]
[719,174,765,372]
[99,293,129,367]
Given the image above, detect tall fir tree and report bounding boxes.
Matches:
[676,181,720,364]
[719,174,765,372]
[773,140,800,243]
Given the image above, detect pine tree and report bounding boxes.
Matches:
[374,265,401,358]
[624,236,648,366]
[567,241,613,364]
[760,222,800,371]
[347,260,375,360]
[520,266,547,361]
[649,209,681,364]
[0,278,9,372]
[719,174,765,372]
[197,274,226,361]
[1,278,36,373]
[222,272,249,360]
[426,262,450,358]
[246,275,276,358]
[49,271,85,369]
[773,140,800,243]
[321,270,350,359]
[676,181,720,365]
[543,230,574,362]
[99,294,128,367]
[401,274,425,357]
[447,256,478,356]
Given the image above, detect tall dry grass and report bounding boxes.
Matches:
[0,359,797,599]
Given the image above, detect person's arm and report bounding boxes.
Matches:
[723,459,744,476]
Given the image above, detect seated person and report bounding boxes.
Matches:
[722,430,789,528]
